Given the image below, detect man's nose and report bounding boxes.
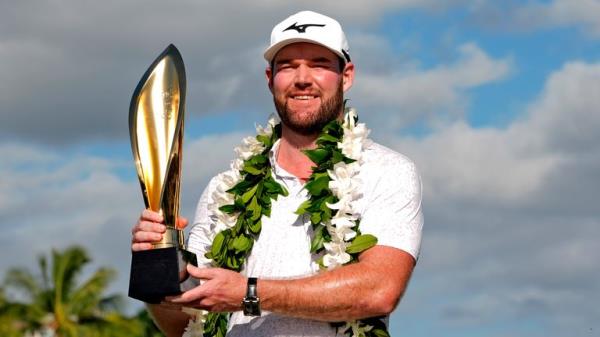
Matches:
[294,64,312,88]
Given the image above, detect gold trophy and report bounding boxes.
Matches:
[128,44,197,303]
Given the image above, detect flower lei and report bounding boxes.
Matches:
[183,107,390,337]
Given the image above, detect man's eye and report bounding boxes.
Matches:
[314,63,332,69]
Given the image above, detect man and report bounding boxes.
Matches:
[131,10,423,337]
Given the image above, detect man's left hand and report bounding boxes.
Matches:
[166,265,246,312]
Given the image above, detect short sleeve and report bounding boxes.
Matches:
[186,178,217,268]
[358,144,424,261]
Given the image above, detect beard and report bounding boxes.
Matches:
[273,81,344,136]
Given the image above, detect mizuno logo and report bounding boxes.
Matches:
[283,22,326,33]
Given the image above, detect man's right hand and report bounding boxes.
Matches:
[131,209,188,251]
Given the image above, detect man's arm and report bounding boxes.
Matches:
[169,245,415,322]
[146,304,190,337]
[261,245,414,321]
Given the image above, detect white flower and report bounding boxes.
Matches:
[326,221,356,241]
[231,157,244,171]
[322,239,351,269]
[328,162,359,193]
[330,213,357,229]
[339,123,369,161]
[343,320,373,337]
[208,169,242,232]
[181,308,208,337]
[255,113,280,136]
[344,107,358,128]
[340,107,370,161]
[208,172,238,212]
[234,136,264,160]
[327,162,361,215]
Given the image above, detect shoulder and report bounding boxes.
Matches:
[361,141,420,185]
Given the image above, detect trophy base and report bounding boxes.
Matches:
[128,247,198,303]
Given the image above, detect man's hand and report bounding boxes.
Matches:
[131,209,189,251]
[166,265,246,313]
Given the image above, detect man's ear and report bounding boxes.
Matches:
[342,62,355,92]
[265,67,274,94]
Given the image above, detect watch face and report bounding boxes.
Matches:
[243,297,261,316]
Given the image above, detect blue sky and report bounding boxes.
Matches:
[1,1,599,336]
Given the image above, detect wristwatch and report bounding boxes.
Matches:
[242,277,261,316]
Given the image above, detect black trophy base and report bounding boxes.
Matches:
[128,247,197,303]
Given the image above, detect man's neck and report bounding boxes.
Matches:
[276,124,319,182]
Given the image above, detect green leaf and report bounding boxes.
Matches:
[226,256,240,270]
[310,225,325,253]
[243,163,263,175]
[262,200,272,217]
[317,133,339,144]
[310,211,322,225]
[260,193,272,207]
[370,328,390,337]
[304,148,330,164]
[218,204,237,214]
[227,179,254,195]
[346,234,378,254]
[316,255,325,269]
[295,199,312,215]
[305,175,330,196]
[248,219,262,235]
[210,232,226,259]
[255,181,264,199]
[256,134,271,147]
[249,154,268,166]
[331,150,344,164]
[264,177,287,196]
[241,184,258,204]
[232,235,252,253]
[233,216,244,235]
[248,196,262,221]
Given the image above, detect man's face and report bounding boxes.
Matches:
[267,42,354,135]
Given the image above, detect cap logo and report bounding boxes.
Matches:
[283,22,325,33]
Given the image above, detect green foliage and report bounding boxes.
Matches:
[205,121,287,337]
[0,245,154,337]
[204,113,389,337]
[295,115,389,337]
[346,234,378,254]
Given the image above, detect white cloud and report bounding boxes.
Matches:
[181,132,248,213]
[514,0,600,37]
[471,0,600,37]
[1,2,598,334]
[387,60,600,333]
[0,0,476,144]
[390,60,600,204]
[351,42,513,129]
[0,131,247,309]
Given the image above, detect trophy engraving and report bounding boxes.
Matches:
[128,44,197,303]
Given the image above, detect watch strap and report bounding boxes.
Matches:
[242,277,261,316]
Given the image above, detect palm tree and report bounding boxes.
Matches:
[0,287,27,337]
[2,245,145,337]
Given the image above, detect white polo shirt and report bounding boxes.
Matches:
[187,140,423,337]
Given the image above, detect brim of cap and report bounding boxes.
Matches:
[263,38,346,63]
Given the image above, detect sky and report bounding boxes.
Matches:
[1,1,599,336]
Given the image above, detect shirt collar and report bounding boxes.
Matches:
[269,139,297,181]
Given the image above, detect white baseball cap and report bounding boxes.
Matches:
[264,11,350,63]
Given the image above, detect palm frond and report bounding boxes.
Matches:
[38,255,50,290]
[52,246,90,302]
[69,267,116,315]
[4,267,40,300]
[98,293,125,313]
